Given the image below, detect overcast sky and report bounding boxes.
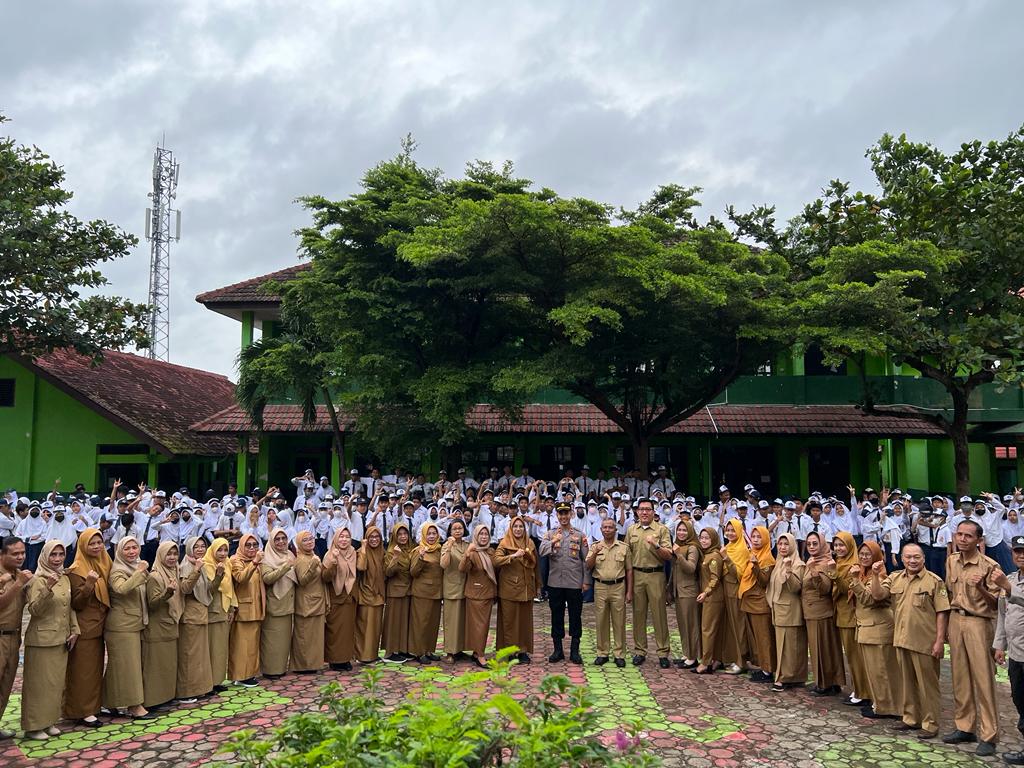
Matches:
[3,1,1021,378]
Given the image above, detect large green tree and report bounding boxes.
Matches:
[257,147,790,475]
[732,127,1024,495]
[0,114,149,360]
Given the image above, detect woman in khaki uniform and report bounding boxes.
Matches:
[260,528,297,678]
[440,519,469,662]
[766,532,807,692]
[832,531,871,707]
[64,527,110,725]
[177,537,214,701]
[103,536,152,717]
[383,523,414,662]
[291,531,327,673]
[22,540,80,740]
[202,538,235,690]
[355,526,386,663]
[720,519,751,674]
[460,526,498,666]
[803,531,845,696]
[323,527,358,670]
[229,533,266,686]
[494,518,537,658]
[670,520,700,668]
[409,521,444,662]
[143,541,182,709]
[694,528,724,674]
[849,541,902,718]
[739,525,776,683]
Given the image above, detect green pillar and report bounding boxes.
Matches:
[147,451,159,488]
[257,438,270,488]
[331,438,342,491]
[236,436,250,491]
[696,438,712,499]
[241,311,255,350]
[798,446,810,498]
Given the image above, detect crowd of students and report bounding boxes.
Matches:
[0,467,1023,762]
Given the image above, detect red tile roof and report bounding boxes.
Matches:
[195,263,310,306]
[190,402,945,437]
[25,349,241,456]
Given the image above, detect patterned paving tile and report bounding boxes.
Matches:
[0,604,1017,767]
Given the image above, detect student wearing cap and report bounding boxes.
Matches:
[341,469,366,499]
[544,501,593,663]
[912,497,949,580]
[942,520,1002,755]
[994,535,1024,764]
[625,498,673,668]
[0,499,16,539]
[586,517,631,667]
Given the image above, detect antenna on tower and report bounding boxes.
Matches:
[144,142,180,361]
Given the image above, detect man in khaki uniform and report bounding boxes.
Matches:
[626,498,673,668]
[870,542,949,740]
[586,518,633,667]
[0,536,32,741]
[942,520,1002,757]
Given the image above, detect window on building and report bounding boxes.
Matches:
[495,446,515,464]
[613,446,626,463]
[0,379,13,407]
[552,446,574,464]
[649,446,671,466]
[755,360,773,376]
[995,445,1018,460]
[461,449,491,465]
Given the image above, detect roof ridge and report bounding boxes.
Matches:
[99,348,236,384]
[195,262,310,303]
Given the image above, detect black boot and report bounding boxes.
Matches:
[569,637,583,665]
[548,639,565,663]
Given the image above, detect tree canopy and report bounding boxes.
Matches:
[250,146,790,473]
[732,125,1024,494]
[0,114,149,361]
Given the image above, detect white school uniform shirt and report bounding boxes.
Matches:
[769,514,797,545]
[879,516,903,553]
[976,507,1006,549]
[293,493,316,512]
[1004,516,1024,542]
[158,520,183,545]
[575,476,595,497]
[46,516,79,548]
[650,477,676,497]
[691,514,719,537]
[0,512,17,538]
[136,510,164,544]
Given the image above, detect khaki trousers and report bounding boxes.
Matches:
[897,647,941,736]
[595,581,626,658]
[948,612,998,743]
[631,570,670,657]
[0,632,22,719]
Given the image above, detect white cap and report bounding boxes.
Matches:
[784,500,797,510]
[959,495,973,503]
[758,500,769,509]
[611,491,621,498]
[718,485,729,493]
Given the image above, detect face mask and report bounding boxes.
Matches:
[694,513,702,520]
[55,513,65,522]
[182,514,191,521]
[430,512,438,520]
[576,510,585,519]
[30,509,40,518]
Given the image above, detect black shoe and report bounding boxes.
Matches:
[942,730,977,744]
[472,655,487,668]
[632,655,645,666]
[1003,750,1024,765]
[861,709,894,720]
[614,657,626,668]
[749,671,772,683]
[212,685,227,693]
[339,662,352,672]
[517,653,531,664]
[976,741,995,757]
[657,657,670,669]
[594,656,609,666]
[548,641,565,663]
[77,718,103,728]
[569,639,583,664]
[891,722,918,731]
[843,696,870,707]
[917,730,937,740]
[425,653,441,662]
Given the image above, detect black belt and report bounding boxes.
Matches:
[634,566,662,573]
[953,608,990,618]
[0,629,19,636]
[595,577,625,585]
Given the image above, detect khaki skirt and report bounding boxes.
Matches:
[208,620,230,687]
[383,596,411,655]
[261,614,293,676]
[806,617,845,689]
[22,645,69,731]
[774,624,808,685]
[143,637,178,708]
[355,604,384,663]
[177,623,213,698]
[228,620,261,681]
[409,597,442,658]
[497,599,533,655]
[465,597,494,657]
[326,601,357,664]
[292,613,326,671]
[103,630,144,708]
[744,611,776,673]
[443,598,466,655]
[674,596,700,661]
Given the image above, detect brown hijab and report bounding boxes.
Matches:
[325,527,357,596]
[471,525,496,584]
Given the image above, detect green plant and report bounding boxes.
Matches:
[224,649,658,768]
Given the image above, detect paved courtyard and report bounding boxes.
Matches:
[1,603,1020,768]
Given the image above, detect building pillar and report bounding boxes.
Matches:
[257,438,270,488]
[147,451,159,489]
[798,446,810,498]
[240,311,255,350]
[236,436,251,492]
[696,439,712,499]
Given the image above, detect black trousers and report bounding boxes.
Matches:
[548,586,583,640]
[1009,658,1024,735]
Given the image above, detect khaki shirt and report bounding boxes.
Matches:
[626,521,671,570]
[946,550,1000,619]
[0,570,27,631]
[883,569,950,655]
[591,540,631,582]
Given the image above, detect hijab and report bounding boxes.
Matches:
[723,518,750,569]
[497,519,535,565]
[293,531,321,587]
[472,525,496,584]
[67,527,112,607]
[738,524,775,598]
[262,527,298,600]
[201,536,237,612]
[418,521,442,554]
[152,540,184,622]
[111,536,148,624]
[35,539,66,582]
[766,532,804,607]
[833,530,858,584]
[859,540,886,583]
[698,528,721,553]
[805,531,834,574]
[674,519,697,549]
[179,536,212,607]
[324,527,357,596]
[358,525,386,593]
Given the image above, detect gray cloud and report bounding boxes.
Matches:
[2,0,1020,377]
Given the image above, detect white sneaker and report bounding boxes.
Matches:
[177,697,198,704]
[25,730,49,740]
[46,726,61,736]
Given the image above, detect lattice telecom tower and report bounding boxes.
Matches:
[144,144,181,361]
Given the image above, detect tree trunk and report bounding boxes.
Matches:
[631,432,650,480]
[950,387,971,498]
[321,388,347,476]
